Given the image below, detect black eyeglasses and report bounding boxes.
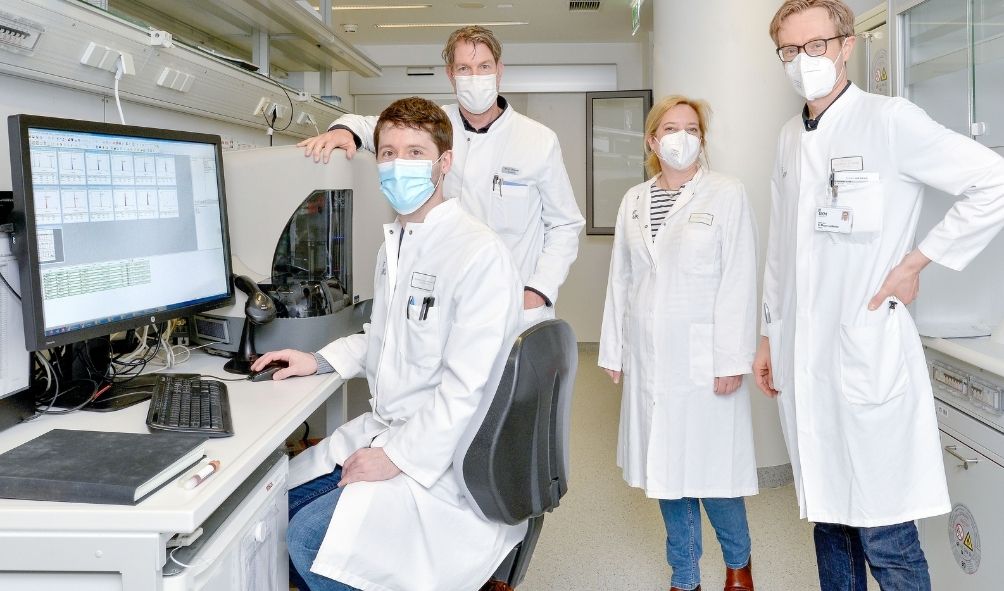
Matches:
[776,36,846,63]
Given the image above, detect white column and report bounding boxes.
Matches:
[653,0,801,473]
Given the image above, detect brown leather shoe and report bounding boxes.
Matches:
[724,558,754,590]
[479,581,513,591]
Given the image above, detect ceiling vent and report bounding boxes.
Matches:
[569,1,601,11]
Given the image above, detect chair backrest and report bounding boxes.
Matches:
[453,319,577,525]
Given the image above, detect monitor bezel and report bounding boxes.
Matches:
[7,114,235,351]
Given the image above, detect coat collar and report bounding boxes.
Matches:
[381,200,460,308]
[634,168,706,264]
[801,81,858,132]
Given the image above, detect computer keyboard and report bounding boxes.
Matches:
[146,374,234,438]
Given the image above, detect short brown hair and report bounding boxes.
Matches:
[769,0,855,46]
[374,97,453,157]
[441,25,502,68]
[644,95,712,177]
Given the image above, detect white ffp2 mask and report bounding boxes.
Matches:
[784,44,846,101]
[454,74,498,115]
[657,130,702,171]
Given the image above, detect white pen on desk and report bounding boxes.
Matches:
[184,460,221,489]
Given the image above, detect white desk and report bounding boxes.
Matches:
[0,352,344,589]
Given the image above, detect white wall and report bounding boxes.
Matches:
[845,0,885,15]
[352,42,647,92]
[523,94,610,342]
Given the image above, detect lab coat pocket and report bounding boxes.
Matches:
[765,320,784,390]
[404,306,441,368]
[689,323,714,386]
[839,314,908,406]
[837,181,884,235]
[492,182,533,235]
[679,224,718,275]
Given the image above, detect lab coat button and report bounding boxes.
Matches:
[389,229,394,235]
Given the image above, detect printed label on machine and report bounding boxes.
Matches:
[948,503,981,574]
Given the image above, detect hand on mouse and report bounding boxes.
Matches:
[250,349,317,380]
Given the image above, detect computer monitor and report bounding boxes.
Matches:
[7,115,235,352]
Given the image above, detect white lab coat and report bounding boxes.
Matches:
[289,199,527,591]
[331,100,585,306]
[764,83,1004,527]
[598,169,759,499]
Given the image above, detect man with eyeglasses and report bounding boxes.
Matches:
[753,1,1004,589]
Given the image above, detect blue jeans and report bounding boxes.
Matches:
[659,497,752,590]
[287,467,360,591]
[814,521,931,591]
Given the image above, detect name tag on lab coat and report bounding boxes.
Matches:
[830,156,863,172]
[833,171,879,186]
[816,207,853,233]
[410,272,436,292]
[689,213,714,226]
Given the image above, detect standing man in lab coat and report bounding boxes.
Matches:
[254,97,526,591]
[754,1,1004,589]
[299,26,584,326]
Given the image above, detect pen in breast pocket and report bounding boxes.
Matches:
[763,303,771,325]
[407,295,414,319]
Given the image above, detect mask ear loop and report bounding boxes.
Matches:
[834,38,850,82]
[430,151,449,194]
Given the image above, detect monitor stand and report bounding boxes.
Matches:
[43,375,162,412]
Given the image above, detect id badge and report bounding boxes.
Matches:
[816,207,853,233]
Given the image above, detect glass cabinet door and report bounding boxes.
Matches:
[973,0,1004,148]
[902,0,971,136]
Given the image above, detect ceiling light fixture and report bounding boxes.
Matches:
[332,4,433,10]
[375,21,529,28]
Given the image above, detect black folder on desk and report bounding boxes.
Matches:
[0,429,207,505]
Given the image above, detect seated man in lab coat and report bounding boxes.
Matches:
[754,1,1004,590]
[298,25,584,327]
[252,96,527,591]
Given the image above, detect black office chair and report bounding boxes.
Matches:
[453,319,577,588]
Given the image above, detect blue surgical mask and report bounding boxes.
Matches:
[378,154,445,215]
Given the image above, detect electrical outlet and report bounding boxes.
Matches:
[80,42,135,75]
[253,98,284,123]
[267,103,286,121]
[296,112,316,127]
[252,97,270,117]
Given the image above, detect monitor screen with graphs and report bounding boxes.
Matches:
[7,115,234,350]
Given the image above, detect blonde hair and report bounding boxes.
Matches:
[769,0,856,46]
[644,95,712,178]
[441,26,502,69]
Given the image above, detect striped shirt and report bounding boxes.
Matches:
[649,180,684,240]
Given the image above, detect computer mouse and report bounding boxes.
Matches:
[249,361,288,382]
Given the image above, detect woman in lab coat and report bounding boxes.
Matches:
[599,95,759,591]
